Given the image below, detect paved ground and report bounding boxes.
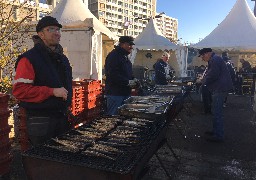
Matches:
[143,93,256,180]
[1,93,256,180]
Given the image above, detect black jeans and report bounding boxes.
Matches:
[26,112,69,145]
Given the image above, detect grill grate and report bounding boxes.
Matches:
[23,116,166,174]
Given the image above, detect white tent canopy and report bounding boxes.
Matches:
[50,0,117,40]
[133,18,178,50]
[48,0,118,80]
[193,0,256,51]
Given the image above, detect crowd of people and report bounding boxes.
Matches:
[194,54,254,96]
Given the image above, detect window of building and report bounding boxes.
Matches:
[100,3,105,8]
[99,11,104,16]
[118,1,123,5]
[39,11,47,19]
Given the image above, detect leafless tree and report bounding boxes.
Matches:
[0,0,34,93]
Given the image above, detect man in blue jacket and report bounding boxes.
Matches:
[153,51,172,85]
[105,36,136,115]
[199,48,233,142]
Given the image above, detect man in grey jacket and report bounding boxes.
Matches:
[199,48,233,142]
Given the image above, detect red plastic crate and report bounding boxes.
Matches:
[0,94,9,113]
[72,79,101,91]
[0,155,12,175]
[0,125,12,144]
[0,145,11,162]
[0,110,11,128]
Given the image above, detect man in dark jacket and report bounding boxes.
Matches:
[199,48,233,142]
[13,16,73,145]
[153,51,171,85]
[222,52,236,106]
[105,36,135,115]
[240,59,252,73]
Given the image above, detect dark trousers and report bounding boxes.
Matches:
[201,85,212,113]
[26,112,69,145]
[212,92,228,139]
[106,95,130,115]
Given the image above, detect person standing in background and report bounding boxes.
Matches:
[240,59,252,73]
[222,52,236,107]
[105,36,136,115]
[12,16,73,145]
[199,48,233,142]
[153,51,172,85]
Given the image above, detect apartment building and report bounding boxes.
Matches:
[87,0,178,41]
[2,0,54,21]
[88,0,157,37]
[155,13,178,42]
[5,0,178,41]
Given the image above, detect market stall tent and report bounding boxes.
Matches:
[133,18,178,51]
[193,0,256,51]
[131,18,188,77]
[50,0,117,80]
[192,0,256,69]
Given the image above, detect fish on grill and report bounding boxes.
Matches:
[108,138,139,144]
[94,117,123,123]
[131,118,154,123]
[77,127,105,133]
[46,138,83,152]
[82,150,116,161]
[115,126,141,132]
[75,130,104,139]
[86,144,122,156]
[108,132,138,139]
[93,144,120,153]
[123,120,147,127]
[97,140,133,147]
[90,123,116,132]
[112,130,140,135]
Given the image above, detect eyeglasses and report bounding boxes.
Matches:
[200,53,207,57]
[44,27,61,33]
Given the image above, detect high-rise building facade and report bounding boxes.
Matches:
[2,0,53,21]
[87,0,178,42]
[5,0,178,42]
[155,13,178,42]
[88,0,157,37]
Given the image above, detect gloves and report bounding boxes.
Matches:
[128,80,137,87]
[128,78,140,87]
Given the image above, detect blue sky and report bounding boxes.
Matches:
[157,0,255,44]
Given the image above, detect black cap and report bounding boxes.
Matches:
[198,48,212,57]
[222,52,229,61]
[36,16,62,33]
[119,36,135,45]
[222,52,228,57]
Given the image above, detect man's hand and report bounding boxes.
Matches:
[53,87,68,101]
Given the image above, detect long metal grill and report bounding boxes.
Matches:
[118,95,174,119]
[23,116,166,174]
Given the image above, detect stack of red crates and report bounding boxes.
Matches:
[0,93,12,176]
[70,79,103,126]
[18,107,30,152]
